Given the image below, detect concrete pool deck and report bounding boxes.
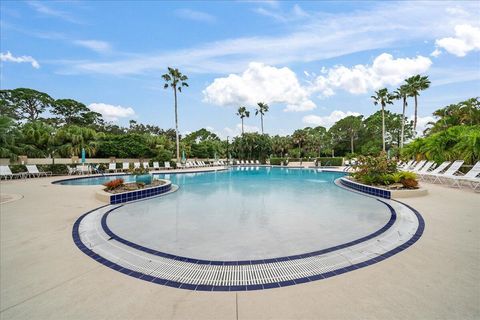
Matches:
[0,170,479,319]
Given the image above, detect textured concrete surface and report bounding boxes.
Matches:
[0,173,479,320]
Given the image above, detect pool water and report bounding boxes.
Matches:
[65,167,391,261]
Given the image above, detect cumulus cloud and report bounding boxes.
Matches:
[302,110,361,128]
[435,24,480,57]
[175,9,216,23]
[430,48,442,57]
[311,53,432,96]
[73,40,111,53]
[88,103,135,121]
[0,51,40,69]
[411,115,436,135]
[203,62,316,112]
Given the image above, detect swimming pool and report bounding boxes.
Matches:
[70,167,423,290]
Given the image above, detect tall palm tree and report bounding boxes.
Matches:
[405,74,431,131]
[236,106,250,135]
[162,67,189,162]
[255,102,269,134]
[393,84,412,149]
[371,88,394,152]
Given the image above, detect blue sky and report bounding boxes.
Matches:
[1,1,479,137]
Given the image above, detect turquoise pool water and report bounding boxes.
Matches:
[63,167,391,260]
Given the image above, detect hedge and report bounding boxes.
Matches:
[270,157,287,165]
[8,164,70,175]
[316,157,343,166]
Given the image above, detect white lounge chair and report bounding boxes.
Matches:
[76,165,90,175]
[122,162,130,172]
[67,166,78,175]
[0,166,26,180]
[446,161,480,189]
[107,163,117,173]
[153,162,160,170]
[428,160,464,184]
[142,162,150,170]
[421,161,450,181]
[26,165,51,177]
[134,162,141,169]
[416,161,435,176]
[255,160,260,165]
[400,160,414,170]
[409,160,427,173]
[164,161,171,170]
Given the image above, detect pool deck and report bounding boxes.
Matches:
[0,168,479,320]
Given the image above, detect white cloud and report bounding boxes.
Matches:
[0,51,40,69]
[73,40,111,53]
[430,48,442,57]
[27,1,81,24]
[410,115,436,135]
[302,110,360,128]
[435,24,480,57]
[224,123,260,137]
[61,1,479,76]
[88,103,135,121]
[175,9,216,23]
[203,62,316,112]
[311,53,432,96]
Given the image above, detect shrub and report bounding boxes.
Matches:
[317,157,343,166]
[103,178,124,190]
[352,154,397,185]
[399,171,418,189]
[270,157,287,165]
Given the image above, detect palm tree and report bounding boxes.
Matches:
[255,102,269,134]
[393,84,412,149]
[162,67,189,162]
[371,88,394,152]
[405,74,431,131]
[236,106,250,135]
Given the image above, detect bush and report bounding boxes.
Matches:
[103,178,124,190]
[352,154,397,185]
[270,157,287,165]
[40,164,69,175]
[317,157,343,166]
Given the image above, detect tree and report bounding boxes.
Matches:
[162,67,189,162]
[1,88,53,121]
[236,106,250,135]
[52,99,103,127]
[255,102,269,134]
[393,84,412,149]
[292,129,308,157]
[55,125,104,158]
[371,88,394,152]
[329,116,363,154]
[405,74,431,131]
[426,98,480,134]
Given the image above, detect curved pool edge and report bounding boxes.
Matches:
[71,171,425,292]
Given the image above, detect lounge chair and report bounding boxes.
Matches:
[421,161,450,181]
[416,161,435,176]
[122,162,130,172]
[428,160,464,184]
[76,165,90,175]
[153,162,160,170]
[67,166,78,175]
[26,165,51,177]
[134,162,141,169]
[0,166,26,180]
[399,160,414,170]
[408,160,427,173]
[446,161,480,189]
[107,163,117,173]
[255,160,260,165]
[143,162,150,170]
[164,161,171,170]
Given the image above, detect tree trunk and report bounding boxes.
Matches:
[241,118,244,135]
[382,104,386,152]
[350,134,354,154]
[174,87,180,162]
[414,94,418,132]
[261,115,264,134]
[400,96,406,149]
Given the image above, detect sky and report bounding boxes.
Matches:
[1,1,479,138]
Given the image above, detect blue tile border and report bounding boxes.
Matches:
[339,177,391,199]
[109,183,172,204]
[71,172,425,292]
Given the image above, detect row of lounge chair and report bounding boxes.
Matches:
[235,160,261,165]
[0,165,52,180]
[398,160,480,190]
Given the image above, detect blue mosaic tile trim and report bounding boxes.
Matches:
[100,199,396,266]
[72,179,425,292]
[339,177,391,199]
[109,183,172,204]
